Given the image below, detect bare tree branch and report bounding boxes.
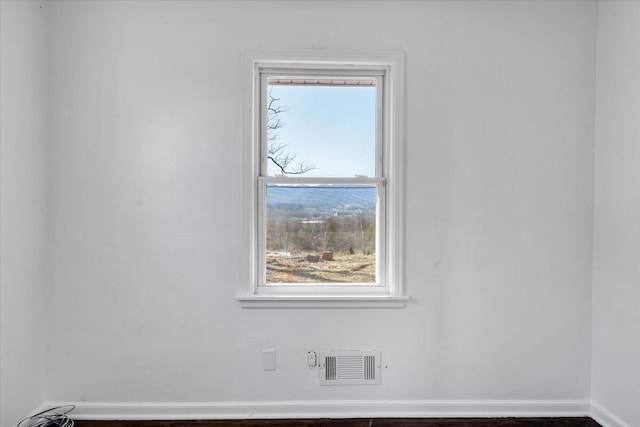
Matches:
[267,89,317,175]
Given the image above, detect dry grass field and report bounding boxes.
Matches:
[266,252,375,283]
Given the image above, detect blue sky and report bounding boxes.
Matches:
[267,84,376,177]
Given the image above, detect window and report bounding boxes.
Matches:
[238,51,406,308]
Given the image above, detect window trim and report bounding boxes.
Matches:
[238,50,407,308]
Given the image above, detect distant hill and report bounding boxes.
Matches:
[267,185,376,206]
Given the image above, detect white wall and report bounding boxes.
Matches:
[0,1,49,426]
[45,0,597,406]
[592,2,640,427]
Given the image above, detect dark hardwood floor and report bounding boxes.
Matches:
[75,418,601,427]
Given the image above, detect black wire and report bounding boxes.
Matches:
[16,405,75,427]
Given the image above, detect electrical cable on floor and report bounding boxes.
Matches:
[17,405,75,427]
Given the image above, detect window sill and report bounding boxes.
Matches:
[236,293,409,308]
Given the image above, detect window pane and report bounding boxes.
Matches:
[265,79,376,178]
[265,184,377,284]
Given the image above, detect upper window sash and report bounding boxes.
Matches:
[260,72,384,179]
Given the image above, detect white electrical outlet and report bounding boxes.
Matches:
[307,351,317,367]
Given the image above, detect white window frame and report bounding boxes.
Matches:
[238,50,407,308]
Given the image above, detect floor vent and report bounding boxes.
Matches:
[319,350,381,385]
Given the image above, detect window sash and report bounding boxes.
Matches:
[257,69,386,290]
[257,177,386,289]
[260,72,384,179]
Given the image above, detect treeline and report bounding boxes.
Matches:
[266,213,375,255]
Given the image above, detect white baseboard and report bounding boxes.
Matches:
[42,399,591,420]
[591,402,633,427]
